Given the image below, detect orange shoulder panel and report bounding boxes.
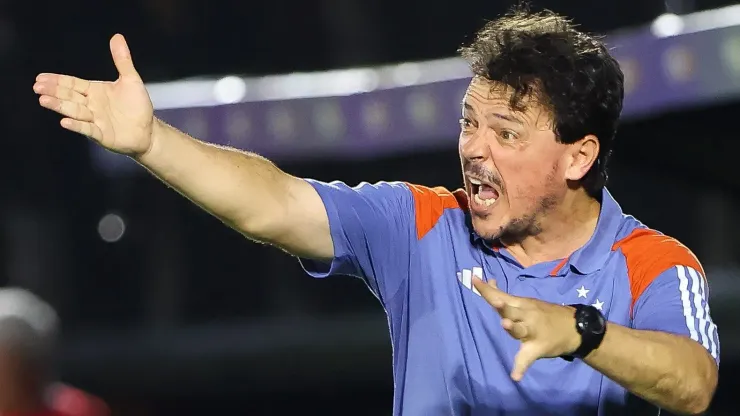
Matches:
[612,227,705,316]
[405,183,467,240]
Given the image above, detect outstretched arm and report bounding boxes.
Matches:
[33,34,332,260]
[140,119,333,259]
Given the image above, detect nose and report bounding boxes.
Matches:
[460,131,490,163]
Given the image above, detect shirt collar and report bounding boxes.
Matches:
[471,188,624,275]
[565,188,623,275]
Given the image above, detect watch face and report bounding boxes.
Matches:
[578,306,606,335]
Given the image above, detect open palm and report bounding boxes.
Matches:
[33,34,154,157]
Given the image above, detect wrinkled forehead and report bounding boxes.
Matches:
[463,77,553,127]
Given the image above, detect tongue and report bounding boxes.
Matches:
[479,185,499,200]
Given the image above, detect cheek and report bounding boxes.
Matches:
[497,151,540,184]
[499,155,557,203]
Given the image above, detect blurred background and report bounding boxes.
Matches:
[2,0,740,414]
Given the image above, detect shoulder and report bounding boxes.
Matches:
[612,222,704,307]
[307,180,469,239]
[613,224,704,277]
[404,184,469,239]
[405,183,468,211]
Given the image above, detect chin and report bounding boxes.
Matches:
[470,215,505,242]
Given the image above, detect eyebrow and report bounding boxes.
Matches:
[463,103,523,125]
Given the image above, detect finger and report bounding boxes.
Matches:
[473,276,499,300]
[473,277,506,309]
[473,277,522,312]
[511,343,540,382]
[60,118,104,141]
[498,303,526,321]
[501,318,529,339]
[473,276,511,301]
[36,73,91,96]
[109,34,141,81]
[39,95,94,122]
[33,82,87,106]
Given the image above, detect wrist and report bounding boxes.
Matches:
[134,117,165,165]
[561,304,607,361]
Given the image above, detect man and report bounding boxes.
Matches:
[32,8,719,415]
[0,288,109,416]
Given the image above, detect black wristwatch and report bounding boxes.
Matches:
[561,304,607,362]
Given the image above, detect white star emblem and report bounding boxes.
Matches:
[576,285,590,298]
[592,299,604,311]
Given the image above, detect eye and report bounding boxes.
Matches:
[459,118,473,130]
[500,130,518,141]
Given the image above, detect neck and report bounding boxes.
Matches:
[503,189,601,267]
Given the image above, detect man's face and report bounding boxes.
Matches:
[459,77,586,242]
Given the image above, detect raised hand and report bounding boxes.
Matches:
[33,34,155,157]
[472,277,580,381]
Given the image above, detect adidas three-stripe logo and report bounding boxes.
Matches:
[457,267,484,296]
[675,265,719,361]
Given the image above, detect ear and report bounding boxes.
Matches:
[565,135,599,181]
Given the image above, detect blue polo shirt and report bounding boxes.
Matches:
[299,180,720,416]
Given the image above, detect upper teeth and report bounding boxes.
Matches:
[469,178,482,185]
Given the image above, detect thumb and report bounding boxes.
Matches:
[109,34,141,81]
[511,343,540,382]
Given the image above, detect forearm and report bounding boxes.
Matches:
[584,323,717,415]
[135,118,293,238]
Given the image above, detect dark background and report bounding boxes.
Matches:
[2,0,739,414]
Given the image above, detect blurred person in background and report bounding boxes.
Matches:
[0,288,108,416]
[33,6,719,416]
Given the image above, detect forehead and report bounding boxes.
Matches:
[464,77,511,106]
[463,77,552,126]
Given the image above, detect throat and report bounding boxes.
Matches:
[503,197,602,267]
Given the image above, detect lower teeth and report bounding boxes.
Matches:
[474,193,497,206]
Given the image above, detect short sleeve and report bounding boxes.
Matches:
[632,265,720,364]
[298,179,416,303]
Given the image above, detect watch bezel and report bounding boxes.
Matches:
[562,304,607,361]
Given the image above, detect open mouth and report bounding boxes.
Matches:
[469,177,500,207]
